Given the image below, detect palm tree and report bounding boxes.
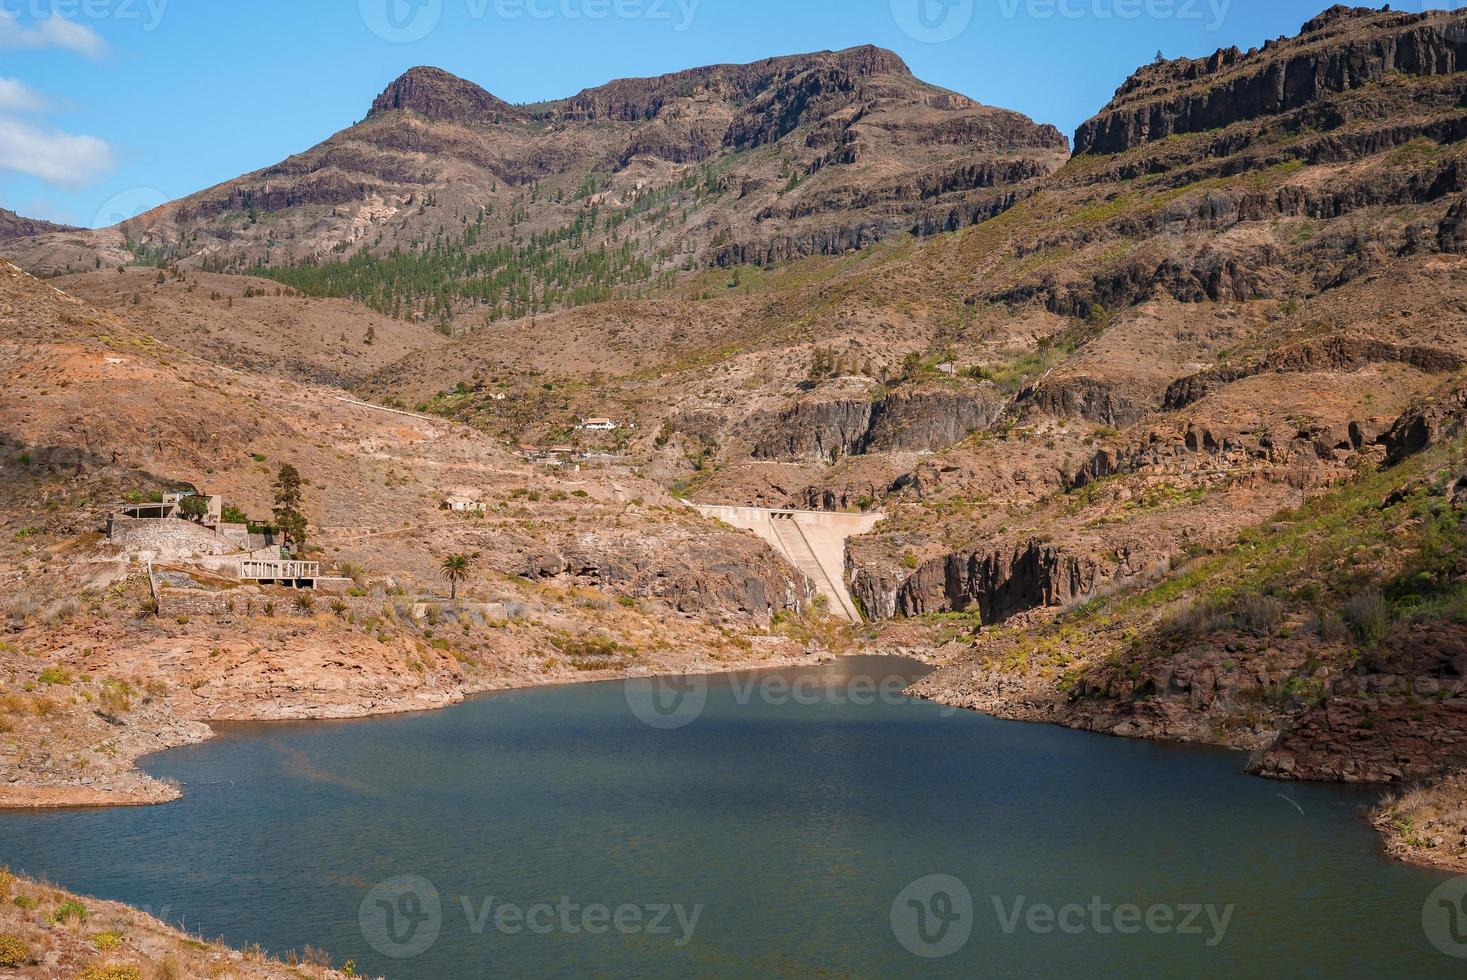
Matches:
[441,554,471,609]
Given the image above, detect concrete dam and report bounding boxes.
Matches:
[689,505,885,622]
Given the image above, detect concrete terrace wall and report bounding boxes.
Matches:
[108,516,241,560]
[690,505,885,622]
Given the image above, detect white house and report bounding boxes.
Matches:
[444,494,487,513]
[580,418,619,432]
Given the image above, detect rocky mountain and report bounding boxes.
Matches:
[0,207,75,241]
[2,46,1066,324]
[1075,4,1467,154]
[7,3,1467,871]
[343,7,1467,848]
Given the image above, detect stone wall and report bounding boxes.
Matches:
[157,588,386,621]
[156,588,522,623]
[108,516,239,559]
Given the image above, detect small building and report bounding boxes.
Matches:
[118,489,223,526]
[444,494,487,513]
[579,418,619,432]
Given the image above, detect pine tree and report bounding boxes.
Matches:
[272,464,308,554]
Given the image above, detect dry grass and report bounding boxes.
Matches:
[1376,769,1467,871]
[0,870,366,979]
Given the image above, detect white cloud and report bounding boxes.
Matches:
[0,116,113,187]
[0,12,107,59]
[0,77,47,112]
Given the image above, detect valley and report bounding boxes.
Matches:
[3,2,1467,974]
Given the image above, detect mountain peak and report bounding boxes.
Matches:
[368,66,521,124]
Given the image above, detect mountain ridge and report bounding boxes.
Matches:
[0,207,77,241]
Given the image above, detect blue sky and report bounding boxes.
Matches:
[0,0,1439,227]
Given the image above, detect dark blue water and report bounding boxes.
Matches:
[0,657,1460,978]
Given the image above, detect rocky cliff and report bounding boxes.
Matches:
[750,387,1006,462]
[1076,6,1467,155]
[853,539,1097,624]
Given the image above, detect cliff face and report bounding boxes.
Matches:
[1076,6,1467,154]
[852,540,1097,624]
[750,388,1006,462]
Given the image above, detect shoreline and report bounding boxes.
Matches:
[0,647,857,812]
[906,673,1467,876]
[6,641,1456,878]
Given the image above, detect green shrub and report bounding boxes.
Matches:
[38,666,71,685]
[1344,592,1391,645]
[54,899,89,924]
[78,964,141,980]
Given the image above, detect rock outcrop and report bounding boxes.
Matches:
[1385,378,1467,464]
[1075,7,1467,155]
[369,66,525,124]
[751,388,1005,462]
[1254,623,1467,782]
[512,527,812,625]
[1164,337,1465,411]
[854,540,1097,624]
